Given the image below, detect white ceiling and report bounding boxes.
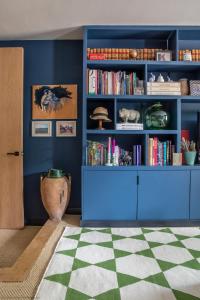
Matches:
[0,0,200,40]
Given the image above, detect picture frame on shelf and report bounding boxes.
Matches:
[32,121,52,137]
[156,50,172,62]
[56,120,76,137]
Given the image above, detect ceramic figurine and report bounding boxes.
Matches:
[119,108,140,123]
[149,73,156,82]
[157,74,165,83]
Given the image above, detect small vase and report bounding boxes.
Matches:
[184,151,196,166]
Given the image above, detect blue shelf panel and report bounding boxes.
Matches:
[87,95,179,100]
[83,165,200,171]
[87,129,178,135]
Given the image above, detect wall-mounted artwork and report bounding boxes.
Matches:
[32,121,52,137]
[32,84,77,119]
[56,121,76,137]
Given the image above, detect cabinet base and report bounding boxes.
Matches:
[80,218,200,227]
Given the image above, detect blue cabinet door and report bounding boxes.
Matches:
[138,171,190,220]
[82,170,137,220]
[190,170,200,219]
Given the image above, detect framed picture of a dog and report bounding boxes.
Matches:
[32,84,77,119]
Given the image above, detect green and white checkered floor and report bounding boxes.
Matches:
[35,227,200,300]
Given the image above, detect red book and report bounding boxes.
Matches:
[153,137,158,166]
[89,53,106,60]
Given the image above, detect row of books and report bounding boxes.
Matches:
[88,69,144,95]
[87,48,164,61]
[86,138,142,166]
[148,137,175,166]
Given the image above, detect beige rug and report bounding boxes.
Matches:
[0,226,41,268]
[0,215,80,300]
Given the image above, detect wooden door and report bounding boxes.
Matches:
[0,48,24,228]
[137,171,190,220]
[83,170,138,220]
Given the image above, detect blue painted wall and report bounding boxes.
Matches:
[0,40,83,224]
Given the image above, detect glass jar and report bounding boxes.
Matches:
[145,102,169,129]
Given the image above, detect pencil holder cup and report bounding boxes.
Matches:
[184,151,196,166]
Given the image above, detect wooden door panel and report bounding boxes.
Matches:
[0,48,24,228]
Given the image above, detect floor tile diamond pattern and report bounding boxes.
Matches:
[35,227,200,300]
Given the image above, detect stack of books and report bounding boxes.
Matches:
[147,82,181,96]
[148,137,175,166]
[87,69,144,95]
[86,138,142,166]
[116,123,144,130]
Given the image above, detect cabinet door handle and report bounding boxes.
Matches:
[137,175,139,185]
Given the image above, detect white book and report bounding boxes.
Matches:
[88,69,97,94]
[107,72,113,95]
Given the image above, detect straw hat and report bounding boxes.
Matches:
[90,107,111,122]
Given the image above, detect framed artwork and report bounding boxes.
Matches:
[156,50,172,61]
[32,84,77,119]
[56,121,76,137]
[32,121,52,137]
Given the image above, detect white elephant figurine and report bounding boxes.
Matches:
[119,108,140,123]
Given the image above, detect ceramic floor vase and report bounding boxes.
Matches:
[40,175,71,221]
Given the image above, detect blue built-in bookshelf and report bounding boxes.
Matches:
[81,26,200,226]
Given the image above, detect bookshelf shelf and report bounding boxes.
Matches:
[86,129,178,135]
[82,26,200,225]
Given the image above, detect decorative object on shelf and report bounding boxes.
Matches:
[181,137,197,165]
[179,78,189,95]
[145,102,169,129]
[119,108,140,123]
[147,81,181,95]
[156,50,172,61]
[149,73,156,82]
[90,107,111,130]
[157,74,165,83]
[32,84,77,119]
[183,50,192,61]
[32,121,52,137]
[190,80,200,96]
[40,169,71,221]
[56,120,76,137]
[129,49,138,59]
[172,153,182,166]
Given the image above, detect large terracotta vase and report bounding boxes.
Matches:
[40,174,71,221]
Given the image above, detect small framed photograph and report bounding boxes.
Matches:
[56,121,76,137]
[156,50,172,61]
[32,121,52,137]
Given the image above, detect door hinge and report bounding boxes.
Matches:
[137,175,139,185]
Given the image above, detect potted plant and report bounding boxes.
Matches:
[181,137,197,166]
